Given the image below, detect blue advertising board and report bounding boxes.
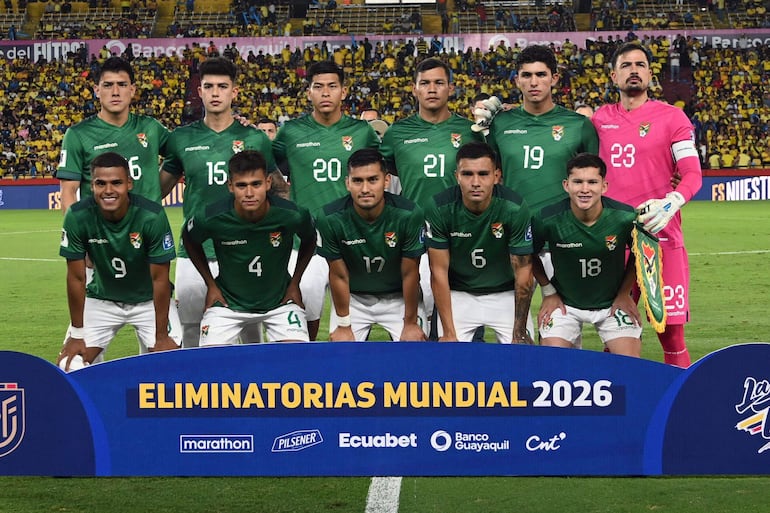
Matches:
[1,342,768,476]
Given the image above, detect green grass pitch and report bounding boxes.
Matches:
[0,201,768,512]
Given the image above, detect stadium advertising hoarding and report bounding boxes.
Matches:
[1,342,769,476]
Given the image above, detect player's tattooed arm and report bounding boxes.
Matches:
[269,170,290,200]
[511,254,534,344]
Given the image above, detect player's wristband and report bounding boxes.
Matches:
[69,326,85,339]
[540,283,557,297]
[337,315,351,327]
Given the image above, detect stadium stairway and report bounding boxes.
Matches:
[661,65,695,105]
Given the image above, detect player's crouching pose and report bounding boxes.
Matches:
[316,148,427,341]
[182,150,315,344]
[425,142,535,343]
[532,153,642,356]
[58,152,180,371]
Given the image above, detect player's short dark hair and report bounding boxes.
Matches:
[257,118,277,127]
[414,57,451,82]
[91,152,130,176]
[566,153,607,178]
[610,42,652,69]
[228,150,267,179]
[472,92,490,105]
[307,61,344,85]
[96,57,134,83]
[516,45,558,74]
[347,148,386,173]
[199,57,238,82]
[456,141,498,167]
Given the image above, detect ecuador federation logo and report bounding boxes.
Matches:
[735,377,770,454]
[605,234,617,251]
[342,136,353,151]
[490,222,504,239]
[0,383,25,458]
[552,125,564,141]
[451,133,462,148]
[639,123,651,138]
[137,133,148,148]
[270,231,282,248]
[129,232,142,249]
[232,140,244,153]
[385,231,397,248]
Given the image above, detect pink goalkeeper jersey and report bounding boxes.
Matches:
[593,100,701,247]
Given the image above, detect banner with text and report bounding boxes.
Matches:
[0,342,768,476]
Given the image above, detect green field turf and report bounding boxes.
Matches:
[0,201,768,512]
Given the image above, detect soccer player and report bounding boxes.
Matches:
[57,153,179,371]
[532,153,642,356]
[486,45,599,217]
[425,142,534,343]
[380,57,485,336]
[256,118,278,141]
[160,57,276,348]
[316,148,426,342]
[57,57,170,210]
[272,61,379,340]
[592,42,702,367]
[182,150,315,345]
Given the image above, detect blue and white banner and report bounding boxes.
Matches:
[0,343,768,476]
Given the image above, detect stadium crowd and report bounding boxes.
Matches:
[1,30,769,178]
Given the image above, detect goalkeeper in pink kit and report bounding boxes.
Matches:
[592,43,702,367]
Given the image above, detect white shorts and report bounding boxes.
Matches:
[329,292,427,341]
[419,253,434,315]
[289,250,328,322]
[81,297,182,353]
[445,290,534,343]
[199,303,309,346]
[175,257,263,346]
[539,305,642,346]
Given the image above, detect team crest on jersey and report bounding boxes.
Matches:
[201,325,209,336]
[639,123,651,138]
[490,222,504,239]
[232,140,244,153]
[342,136,353,151]
[605,235,617,251]
[0,383,25,458]
[270,231,282,247]
[137,133,148,148]
[385,231,397,248]
[129,232,142,249]
[552,125,564,141]
[451,133,462,148]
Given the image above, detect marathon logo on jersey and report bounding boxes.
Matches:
[551,125,564,141]
[342,136,353,151]
[451,133,462,148]
[137,133,148,148]
[0,383,25,458]
[490,222,504,239]
[270,231,282,247]
[735,377,770,454]
[639,123,651,138]
[605,235,617,251]
[130,232,142,249]
[232,140,244,153]
[385,231,397,248]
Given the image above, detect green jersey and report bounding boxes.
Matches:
[57,113,169,202]
[184,193,315,313]
[162,120,276,258]
[380,113,484,208]
[425,185,533,293]
[272,114,379,218]
[316,192,425,295]
[59,193,176,304]
[532,197,636,309]
[487,105,599,214]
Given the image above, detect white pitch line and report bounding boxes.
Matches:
[689,250,769,256]
[0,229,60,236]
[0,257,59,262]
[365,476,402,513]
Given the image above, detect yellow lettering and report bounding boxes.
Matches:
[409,382,431,408]
[432,382,453,407]
[262,382,280,408]
[156,383,174,408]
[383,382,407,407]
[356,382,376,408]
[242,383,265,408]
[485,381,509,407]
[456,382,475,407]
[138,383,155,408]
[185,383,208,408]
[304,382,324,408]
[282,382,301,408]
[333,382,358,408]
[509,381,527,407]
[221,383,240,408]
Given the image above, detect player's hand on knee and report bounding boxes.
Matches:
[150,334,181,352]
[636,191,685,234]
[611,295,641,327]
[538,293,565,329]
[281,284,304,309]
[471,96,503,133]
[204,285,228,309]
[330,325,355,342]
[57,336,87,371]
[399,321,426,342]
